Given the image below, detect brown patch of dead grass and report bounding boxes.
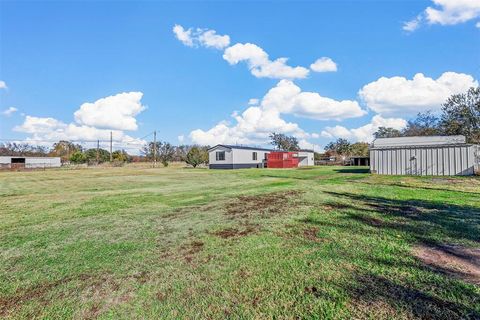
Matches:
[225,190,302,219]
[413,244,480,285]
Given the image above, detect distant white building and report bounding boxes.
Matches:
[0,156,61,169]
[207,144,315,169]
[370,135,480,176]
[297,151,315,166]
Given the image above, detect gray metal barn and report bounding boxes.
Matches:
[370,136,480,176]
[0,156,61,169]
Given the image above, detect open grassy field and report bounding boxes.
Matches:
[1,166,479,319]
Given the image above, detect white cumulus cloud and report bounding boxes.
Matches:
[404,0,480,31]
[173,24,194,47]
[359,72,478,117]
[14,116,65,133]
[321,115,407,142]
[13,92,147,152]
[173,24,341,80]
[2,107,18,116]
[310,57,338,72]
[173,24,230,49]
[14,116,145,150]
[263,80,366,120]
[74,92,145,131]
[189,80,366,146]
[223,43,309,79]
[403,15,423,32]
[198,29,230,49]
[248,98,259,105]
[426,0,480,25]
[0,80,7,89]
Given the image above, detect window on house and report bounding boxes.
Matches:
[252,152,257,160]
[264,153,268,160]
[216,151,225,161]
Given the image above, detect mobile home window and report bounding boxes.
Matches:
[216,151,225,161]
[252,152,257,160]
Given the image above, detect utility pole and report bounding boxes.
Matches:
[110,131,113,162]
[96,140,100,164]
[66,144,70,165]
[153,130,157,168]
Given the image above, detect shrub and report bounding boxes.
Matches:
[69,151,86,164]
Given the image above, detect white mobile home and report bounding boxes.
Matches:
[208,145,315,169]
[208,145,271,169]
[0,156,61,169]
[370,135,480,176]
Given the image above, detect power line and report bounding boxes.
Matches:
[0,130,160,145]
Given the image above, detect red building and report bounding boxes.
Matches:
[267,151,300,168]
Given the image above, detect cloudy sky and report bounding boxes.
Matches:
[1,0,479,151]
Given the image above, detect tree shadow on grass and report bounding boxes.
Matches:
[302,192,480,318]
[351,180,480,196]
[323,191,480,244]
[347,271,480,319]
[332,168,370,174]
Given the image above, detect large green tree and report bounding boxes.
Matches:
[350,142,369,156]
[158,142,175,167]
[112,150,131,162]
[69,151,86,164]
[269,133,300,151]
[374,127,402,139]
[49,140,83,162]
[403,111,440,137]
[84,148,110,163]
[440,87,480,143]
[325,138,352,156]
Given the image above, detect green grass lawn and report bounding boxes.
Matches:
[0,166,479,319]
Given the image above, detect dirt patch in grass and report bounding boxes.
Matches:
[413,244,480,285]
[430,178,468,185]
[303,227,326,243]
[226,190,303,219]
[0,274,91,317]
[81,277,132,320]
[0,273,123,317]
[181,240,204,264]
[0,271,148,317]
[212,225,258,239]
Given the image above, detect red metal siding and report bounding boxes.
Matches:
[267,152,299,168]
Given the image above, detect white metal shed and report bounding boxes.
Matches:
[370,136,480,176]
[0,156,62,169]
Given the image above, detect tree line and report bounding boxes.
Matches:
[0,140,210,167]
[374,87,480,143]
[323,87,480,157]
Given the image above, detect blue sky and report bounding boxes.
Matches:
[1,0,479,152]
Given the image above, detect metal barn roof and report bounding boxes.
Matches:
[372,135,466,148]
